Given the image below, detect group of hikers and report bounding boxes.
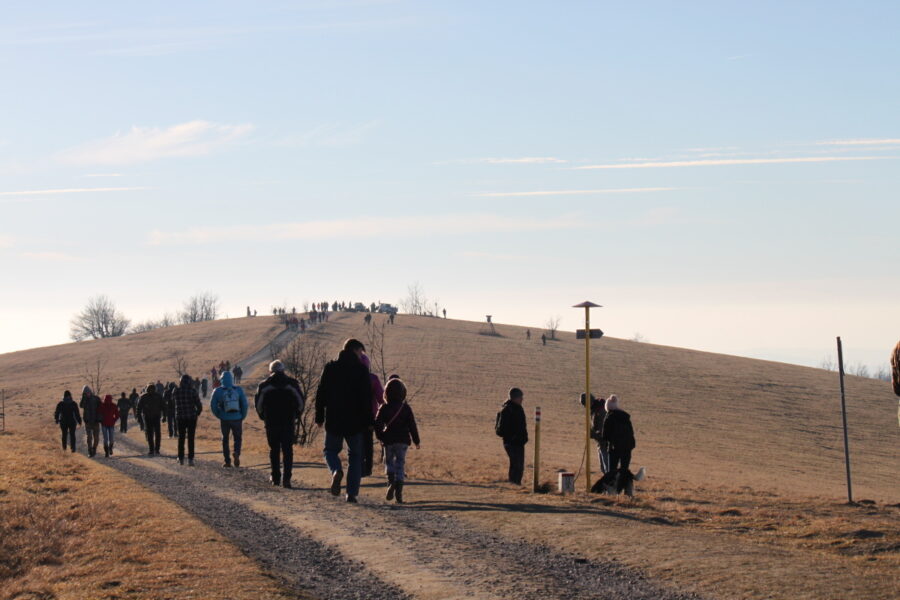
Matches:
[53,338,421,504]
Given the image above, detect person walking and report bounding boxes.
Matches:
[580,393,609,474]
[54,390,82,452]
[201,377,209,398]
[255,360,304,488]
[374,378,420,504]
[117,392,132,433]
[360,353,384,478]
[315,339,373,503]
[233,365,243,385]
[173,375,203,466]
[163,382,177,438]
[494,387,528,485]
[211,370,248,468]
[80,386,102,457]
[892,340,900,427]
[137,382,164,455]
[600,395,636,494]
[99,394,120,457]
[129,388,142,430]
[155,380,164,397]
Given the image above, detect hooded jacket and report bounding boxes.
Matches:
[129,390,140,410]
[601,409,636,452]
[211,371,249,422]
[117,394,132,413]
[315,350,372,436]
[374,395,420,446]
[80,386,102,424]
[55,395,82,427]
[496,400,528,446]
[163,383,177,415]
[99,395,120,427]
[255,371,304,427]
[173,375,202,421]
[138,385,164,421]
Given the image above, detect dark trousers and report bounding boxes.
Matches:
[266,424,294,484]
[503,442,525,484]
[608,448,632,474]
[145,417,161,453]
[119,412,129,433]
[166,411,176,437]
[60,424,76,451]
[177,417,198,460]
[220,420,243,462]
[363,429,374,477]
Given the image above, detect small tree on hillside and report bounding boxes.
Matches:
[83,355,109,396]
[277,335,328,446]
[171,350,189,378]
[400,282,428,316]
[70,295,130,341]
[180,292,220,324]
[545,316,561,341]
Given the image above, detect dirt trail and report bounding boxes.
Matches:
[235,325,302,375]
[110,433,701,600]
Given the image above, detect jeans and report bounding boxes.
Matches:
[266,423,294,484]
[85,422,100,453]
[323,431,363,497]
[597,443,610,474]
[145,417,161,453]
[503,442,525,484]
[177,417,198,460]
[119,412,129,433]
[60,424,76,451]
[608,448,632,475]
[102,425,115,447]
[363,429,374,477]
[384,443,409,482]
[220,420,243,462]
[166,410,176,438]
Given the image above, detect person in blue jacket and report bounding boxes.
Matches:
[210,370,248,468]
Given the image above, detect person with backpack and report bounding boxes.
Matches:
[173,374,203,466]
[80,385,102,457]
[138,382,164,455]
[600,395,636,494]
[116,392,132,433]
[211,370,248,468]
[374,378,420,503]
[255,360,305,488]
[495,387,528,485]
[99,395,120,457]
[163,382,177,438]
[580,393,609,474]
[54,390,82,452]
[315,339,372,503]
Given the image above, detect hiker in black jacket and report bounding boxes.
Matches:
[495,387,528,485]
[80,386,102,457]
[255,360,304,488]
[55,390,82,452]
[581,393,609,474]
[117,392,132,433]
[374,378,420,503]
[163,382,177,438]
[137,383,164,455]
[600,395,636,486]
[173,374,203,466]
[315,339,372,503]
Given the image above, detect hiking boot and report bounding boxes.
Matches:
[178,457,184,465]
[103,445,109,458]
[346,495,358,503]
[330,470,343,496]
[148,450,154,456]
[386,482,396,501]
[233,455,240,468]
[109,444,114,456]
[395,481,404,504]
[283,481,292,489]
[387,472,395,486]
[270,476,281,486]
[188,459,194,467]
[223,461,232,468]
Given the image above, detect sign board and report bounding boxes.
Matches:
[576,329,604,340]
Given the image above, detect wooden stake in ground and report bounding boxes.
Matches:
[533,406,541,492]
[836,336,853,504]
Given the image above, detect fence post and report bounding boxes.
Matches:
[836,337,854,504]
[533,406,541,492]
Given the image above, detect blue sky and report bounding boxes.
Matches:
[1,1,898,370]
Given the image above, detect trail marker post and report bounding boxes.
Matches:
[533,406,541,492]
[836,337,854,504]
[0,389,5,432]
[573,301,601,493]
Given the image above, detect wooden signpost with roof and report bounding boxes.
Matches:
[573,301,602,493]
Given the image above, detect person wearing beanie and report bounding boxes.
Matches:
[315,339,373,503]
[173,374,203,466]
[359,353,384,478]
[255,360,304,488]
[98,394,120,457]
[137,382,164,455]
[600,394,636,492]
[494,387,528,485]
[374,378,420,503]
[54,390,82,452]
[79,385,102,457]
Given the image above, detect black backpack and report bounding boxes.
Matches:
[494,408,507,437]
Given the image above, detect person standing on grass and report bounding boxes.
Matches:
[129,388,141,430]
[163,382,177,439]
[374,378,420,504]
[255,360,305,488]
[138,382,164,455]
[173,374,203,466]
[600,395,636,493]
[580,393,609,474]
[117,392,132,433]
[315,339,373,503]
[55,390,82,453]
[359,353,384,478]
[99,394,120,457]
[80,385,102,457]
[201,377,209,398]
[495,387,528,485]
[211,370,248,468]
[233,365,243,385]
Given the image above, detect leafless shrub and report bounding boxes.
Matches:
[400,282,429,316]
[70,296,130,341]
[279,335,327,447]
[171,350,189,378]
[820,355,836,371]
[631,332,648,343]
[83,355,108,396]
[545,316,561,341]
[180,292,219,324]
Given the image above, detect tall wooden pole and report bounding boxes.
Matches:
[836,337,853,504]
[533,406,541,492]
[584,306,592,493]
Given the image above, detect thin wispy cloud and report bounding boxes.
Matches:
[574,156,896,170]
[437,157,567,165]
[476,187,676,198]
[20,251,83,262]
[275,121,380,148]
[59,120,253,166]
[82,173,125,178]
[815,138,900,146]
[0,186,150,198]
[148,213,586,246]
[460,251,529,262]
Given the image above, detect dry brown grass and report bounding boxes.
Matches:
[0,431,297,600]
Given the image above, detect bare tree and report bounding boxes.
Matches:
[279,335,328,447]
[180,292,220,324]
[630,332,648,343]
[400,282,428,316]
[848,363,870,378]
[83,355,109,396]
[171,350,189,378]
[545,316,561,341]
[70,295,130,341]
[365,317,394,382]
[820,355,836,371]
[873,364,891,382]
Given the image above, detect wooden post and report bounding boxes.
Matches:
[836,337,854,504]
[533,406,541,492]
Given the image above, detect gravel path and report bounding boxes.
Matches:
[108,434,705,600]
